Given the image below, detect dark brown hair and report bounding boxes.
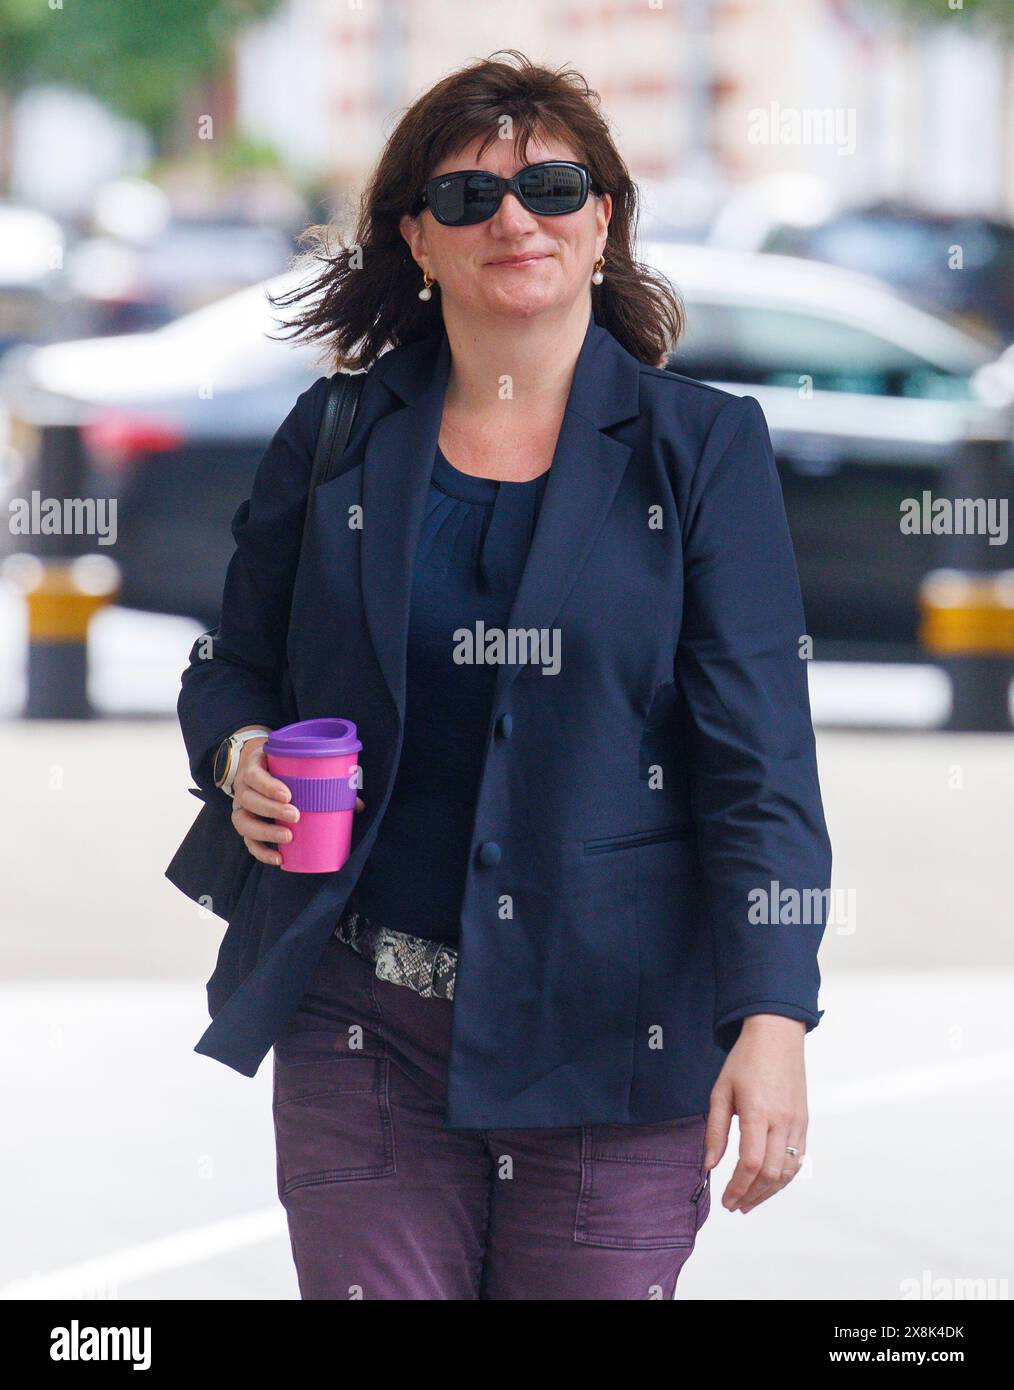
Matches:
[267,49,684,370]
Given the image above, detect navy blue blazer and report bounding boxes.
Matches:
[176,307,832,1129]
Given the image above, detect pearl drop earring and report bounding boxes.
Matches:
[418,271,434,301]
[591,254,605,285]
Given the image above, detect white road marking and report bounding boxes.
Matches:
[1,1208,286,1300]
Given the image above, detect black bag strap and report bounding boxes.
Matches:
[300,370,366,551]
[277,371,365,724]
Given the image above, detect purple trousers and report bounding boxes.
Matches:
[271,935,711,1300]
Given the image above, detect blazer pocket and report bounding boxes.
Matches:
[573,1117,709,1250]
[583,824,694,855]
[272,1043,395,1196]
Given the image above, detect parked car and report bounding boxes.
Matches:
[2,248,1009,653]
[758,202,1014,350]
[0,275,324,624]
[646,240,1009,656]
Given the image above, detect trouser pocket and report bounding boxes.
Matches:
[272,1024,396,1197]
[573,1115,710,1250]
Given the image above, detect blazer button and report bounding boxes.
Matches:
[478,841,502,866]
[497,713,513,739]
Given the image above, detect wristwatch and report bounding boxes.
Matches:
[213,726,273,798]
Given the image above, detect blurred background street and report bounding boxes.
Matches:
[1,0,1012,1301]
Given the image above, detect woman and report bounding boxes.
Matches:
[177,50,832,1300]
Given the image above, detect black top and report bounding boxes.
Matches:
[348,445,549,943]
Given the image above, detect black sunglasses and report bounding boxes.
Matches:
[411,160,603,226]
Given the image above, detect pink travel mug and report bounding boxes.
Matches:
[264,718,362,873]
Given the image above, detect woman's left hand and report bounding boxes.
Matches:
[704,1014,808,1214]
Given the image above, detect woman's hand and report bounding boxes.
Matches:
[230,736,364,866]
[704,1014,808,1214]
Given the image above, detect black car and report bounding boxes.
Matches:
[762,201,1014,350]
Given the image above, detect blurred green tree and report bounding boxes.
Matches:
[864,0,1014,32]
[0,0,281,179]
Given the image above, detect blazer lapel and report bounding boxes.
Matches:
[487,316,640,715]
[356,310,642,721]
[359,329,453,717]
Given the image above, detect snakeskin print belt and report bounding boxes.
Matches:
[334,901,457,1001]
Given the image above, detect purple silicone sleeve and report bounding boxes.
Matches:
[274,774,359,813]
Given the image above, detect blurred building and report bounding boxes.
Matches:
[233,0,1014,220]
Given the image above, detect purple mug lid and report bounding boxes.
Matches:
[264,717,362,758]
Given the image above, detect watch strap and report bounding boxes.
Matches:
[219,726,272,797]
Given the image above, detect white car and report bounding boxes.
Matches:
[641,241,1012,656]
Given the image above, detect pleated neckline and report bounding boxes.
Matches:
[422,447,550,594]
[432,446,549,500]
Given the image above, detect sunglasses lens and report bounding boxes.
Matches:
[430,172,501,225]
[517,163,586,214]
[426,164,590,224]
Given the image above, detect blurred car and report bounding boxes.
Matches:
[0,204,66,357]
[759,202,1014,351]
[61,217,297,338]
[2,249,1010,653]
[0,275,324,624]
[648,241,1009,656]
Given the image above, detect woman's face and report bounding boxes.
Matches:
[400,132,611,323]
